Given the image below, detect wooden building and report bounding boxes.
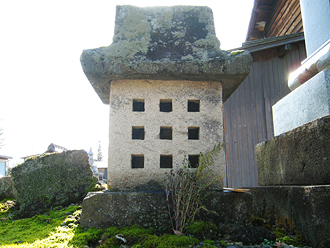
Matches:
[223,0,306,187]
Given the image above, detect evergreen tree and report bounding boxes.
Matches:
[96,141,103,161]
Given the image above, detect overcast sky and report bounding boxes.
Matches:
[0,0,254,165]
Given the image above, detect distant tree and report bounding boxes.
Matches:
[96,141,103,161]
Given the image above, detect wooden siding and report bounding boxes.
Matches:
[224,41,306,188]
[246,0,303,41]
[266,0,303,38]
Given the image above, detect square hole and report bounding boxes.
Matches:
[133,99,145,112]
[188,100,200,112]
[188,127,199,140]
[160,155,173,168]
[132,126,145,140]
[160,99,172,112]
[160,127,172,140]
[132,155,144,169]
[188,155,199,168]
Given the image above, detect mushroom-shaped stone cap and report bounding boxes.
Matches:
[81,5,252,104]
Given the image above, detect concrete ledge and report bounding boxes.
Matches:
[250,186,330,248]
[80,191,171,233]
[256,115,330,186]
[273,69,330,136]
[81,186,330,247]
[80,190,253,234]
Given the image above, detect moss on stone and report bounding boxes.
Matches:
[186,220,218,240]
[11,150,98,218]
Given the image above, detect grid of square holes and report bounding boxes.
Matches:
[131,99,202,169]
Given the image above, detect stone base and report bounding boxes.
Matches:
[256,115,330,186]
[273,69,330,136]
[80,190,252,234]
[249,186,330,248]
[81,186,330,247]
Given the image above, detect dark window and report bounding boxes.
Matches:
[189,155,199,168]
[188,100,200,112]
[132,126,145,140]
[133,99,145,112]
[160,127,172,140]
[160,99,172,112]
[132,155,144,168]
[160,155,173,168]
[188,127,199,140]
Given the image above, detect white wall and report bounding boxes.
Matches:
[0,161,6,177]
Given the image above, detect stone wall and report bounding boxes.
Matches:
[11,150,98,217]
[81,187,330,247]
[256,115,330,186]
[80,190,252,234]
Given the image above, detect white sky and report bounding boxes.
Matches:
[0,0,254,166]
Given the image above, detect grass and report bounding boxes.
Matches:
[0,199,81,247]
[0,200,308,247]
[0,200,217,248]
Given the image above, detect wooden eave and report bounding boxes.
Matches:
[228,32,304,53]
[246,0,303,41]
[246,0,276,41]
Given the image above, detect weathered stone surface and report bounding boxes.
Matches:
[80,5,252,104]
[256,115,330,186]
[198,191,252,232]
[11,150,98,217]
[0,176,16,200]
[250,186,330,248]
[230,226,276,245]
[107,79,224,191]
[80,190,253,233]
[80,191,171,234]
[81,186,330,247]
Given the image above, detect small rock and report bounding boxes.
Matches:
[62,221,66,226]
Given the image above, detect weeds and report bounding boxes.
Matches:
[164,143,223,234]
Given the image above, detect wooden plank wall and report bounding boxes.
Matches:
[266,0,303,37]
[223,41,306,188]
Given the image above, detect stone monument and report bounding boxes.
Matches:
[81,5,252,190]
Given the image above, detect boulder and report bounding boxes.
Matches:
[11,150,98,217]
[0,176,16,200]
